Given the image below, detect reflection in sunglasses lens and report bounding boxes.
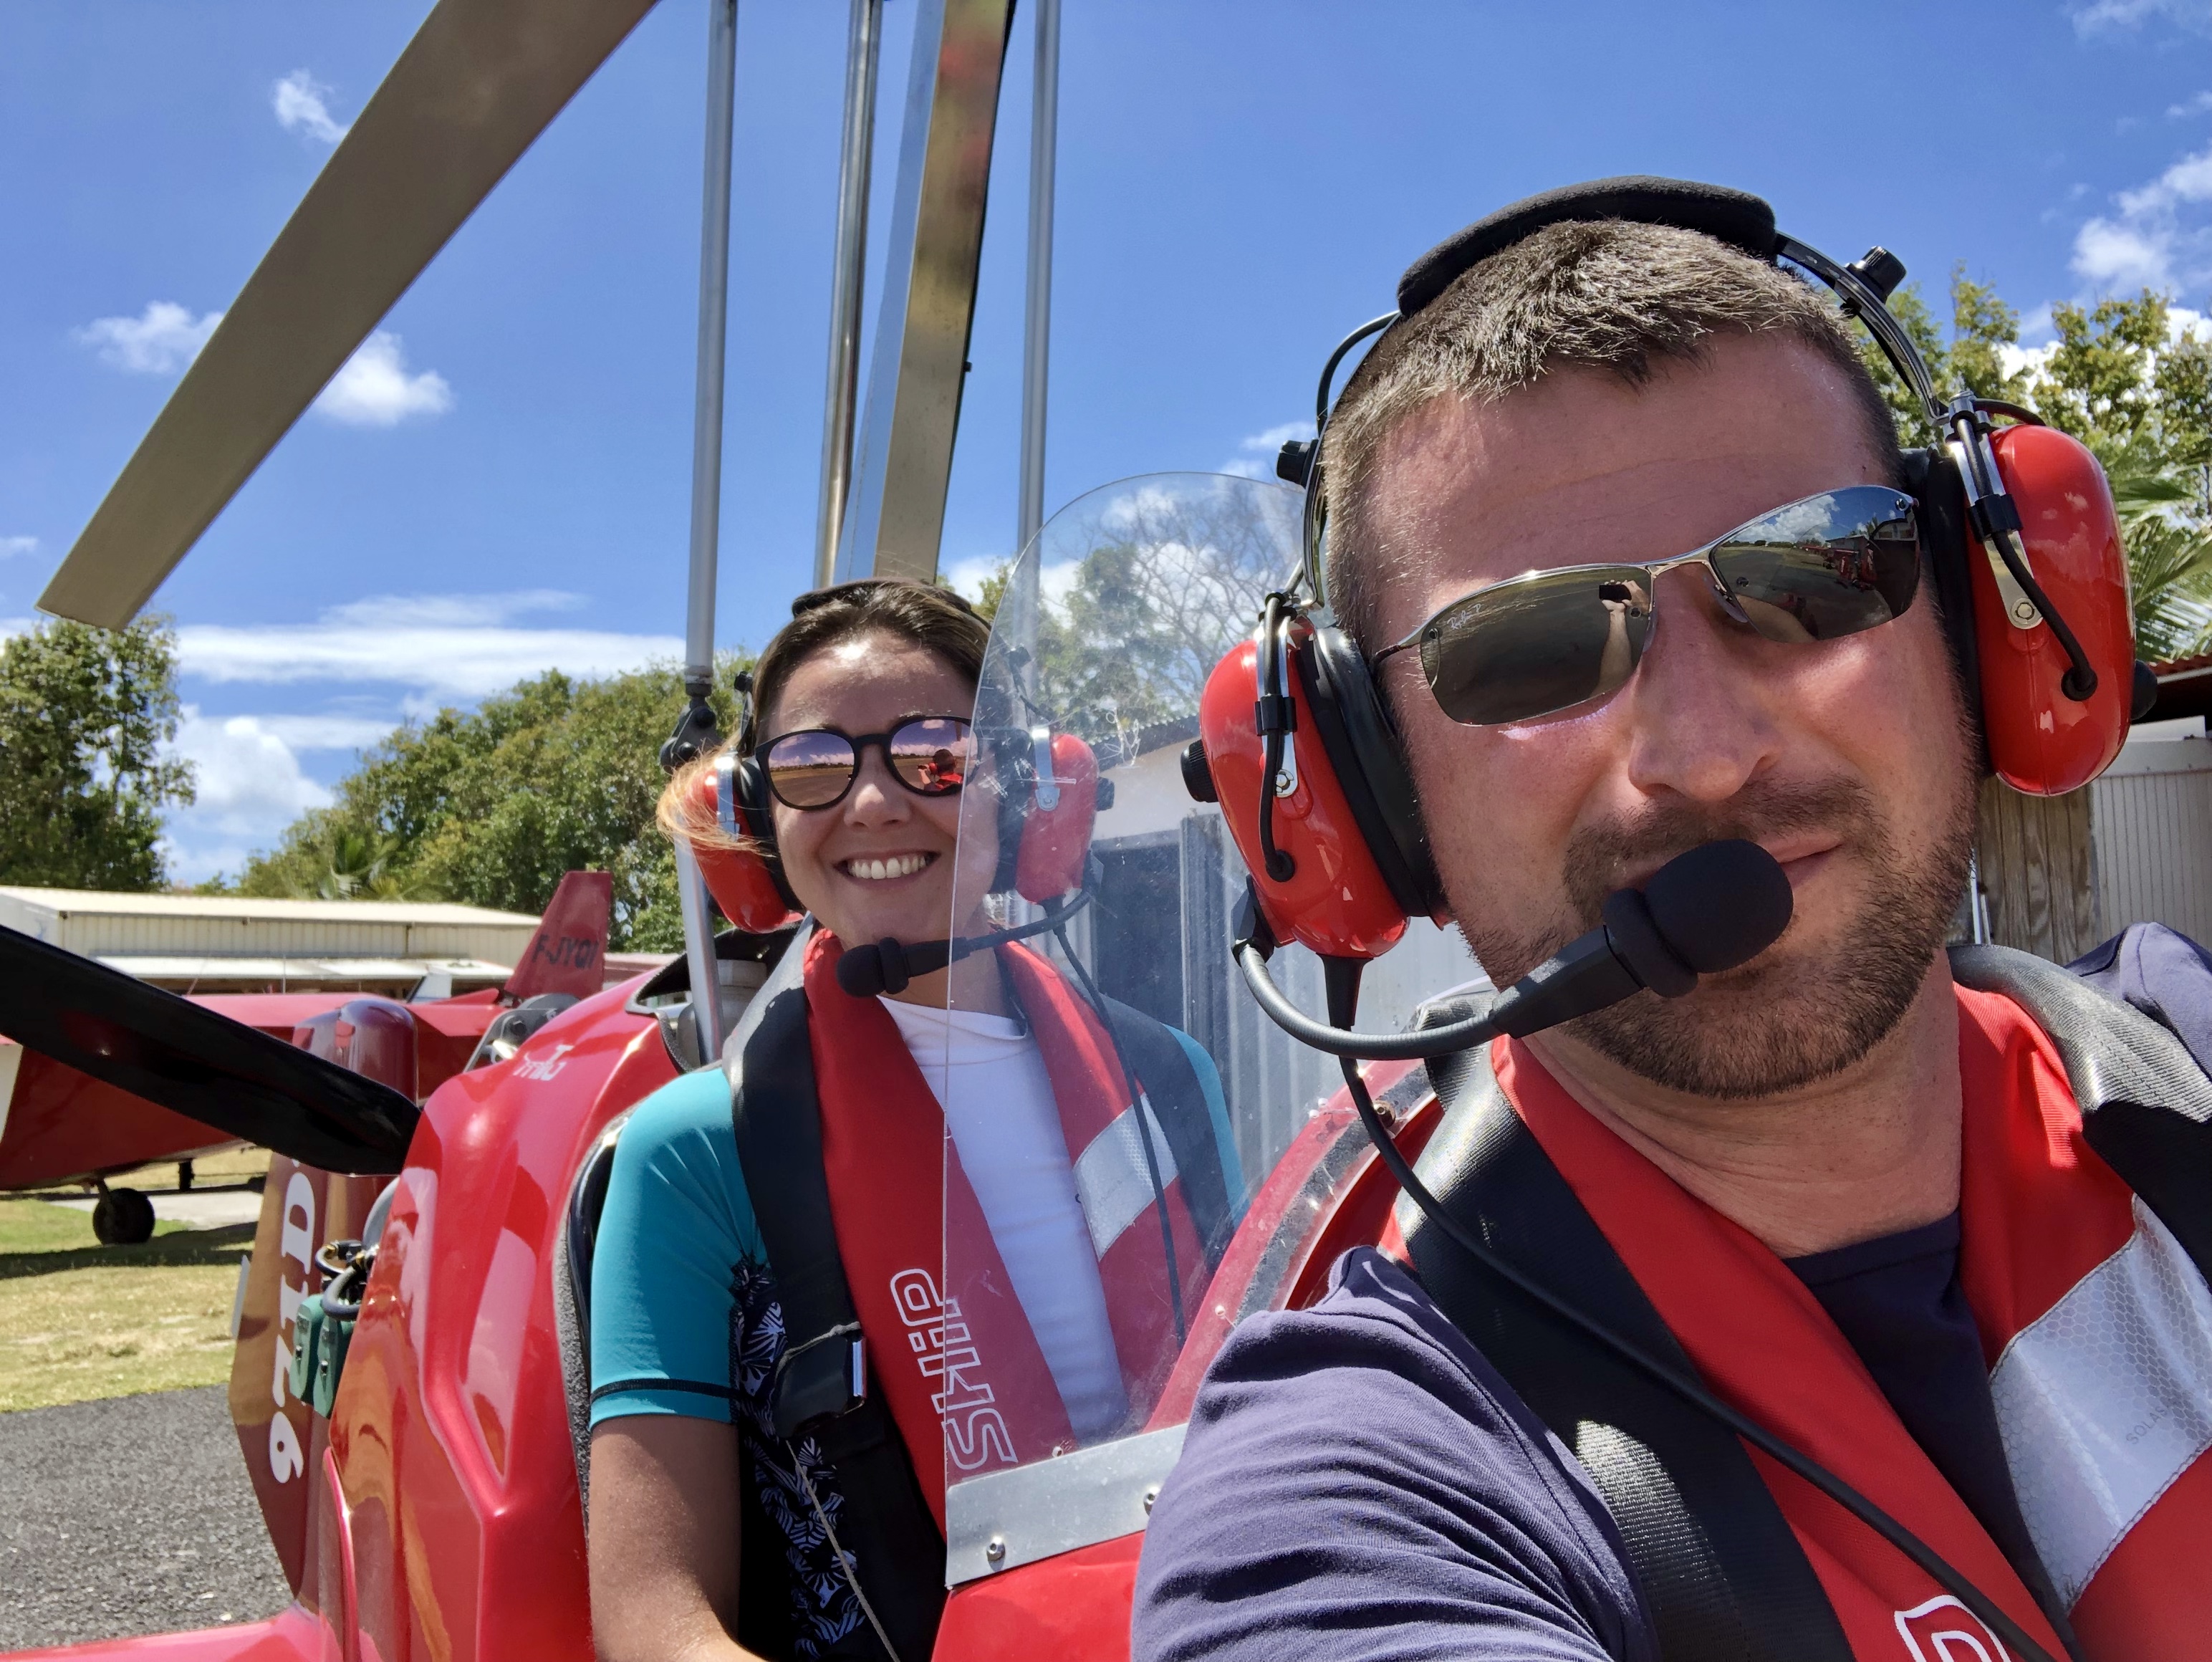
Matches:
[889,718,971,794]
[1713,517,1918,648]
[1421,566,1655,726]
[765,731,857,808]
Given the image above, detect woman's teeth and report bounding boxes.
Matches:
[844,852,932,882]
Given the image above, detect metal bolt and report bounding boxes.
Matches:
[986,1538,1006,1565]
[1143,1486,1159,1514]
[2013,600,2037,623]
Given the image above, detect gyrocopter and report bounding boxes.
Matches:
[15,2,2137,1661]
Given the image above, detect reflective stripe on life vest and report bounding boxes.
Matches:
[1072,1094,1178,1259]
[1992,1194,2212,1608]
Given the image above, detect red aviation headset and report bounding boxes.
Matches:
[683,682,1104,936]
[1189,176,2144,963]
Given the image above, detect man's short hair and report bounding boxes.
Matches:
[1322,220,1905,652]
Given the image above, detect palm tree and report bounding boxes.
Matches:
[2108,456,2212,664]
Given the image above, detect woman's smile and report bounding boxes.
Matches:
[838,850,938,883]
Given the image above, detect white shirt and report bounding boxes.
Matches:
[880,996,1130,1439]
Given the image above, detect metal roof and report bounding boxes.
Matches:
[95,956,514,985]
[0,888,536,926]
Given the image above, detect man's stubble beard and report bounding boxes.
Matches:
[1451,772,1978,1100]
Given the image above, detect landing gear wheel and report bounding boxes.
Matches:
[92,1187,156,1246]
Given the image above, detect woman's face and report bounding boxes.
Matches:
[759,631,996,954]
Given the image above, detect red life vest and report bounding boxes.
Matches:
[1499,984,2212,1660]
[802,930,1216,1530]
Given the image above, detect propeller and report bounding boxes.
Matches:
[39,0,658,628]
[0,924,419,1175]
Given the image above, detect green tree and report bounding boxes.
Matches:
[0,615,195,890]
[1854,265,2027,443]
[1855,266,2212,662]
[227,663,739,949]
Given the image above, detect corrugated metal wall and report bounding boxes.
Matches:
[2092,739,2212,944]
[0,892,538,966]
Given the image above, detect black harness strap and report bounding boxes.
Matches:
[1404,1017,1852,1662]
[729,983,946,1662]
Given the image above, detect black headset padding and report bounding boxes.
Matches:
[731,752,804,913]
[1296,622,1446,919]
[984,726,1032,896]
[1902,446,1994,774]
[1397,177,1781,318]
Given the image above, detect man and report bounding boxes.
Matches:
[1133,195,2212,1661]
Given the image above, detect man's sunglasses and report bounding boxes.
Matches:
[759,716,974,810]
[1371,485,1921,727]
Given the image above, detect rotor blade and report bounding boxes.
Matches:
[39,0,659,629]
[0,924,419,1175]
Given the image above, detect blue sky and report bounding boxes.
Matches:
[6,0,2212,882]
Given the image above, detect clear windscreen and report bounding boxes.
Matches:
[936,473,1487,1507]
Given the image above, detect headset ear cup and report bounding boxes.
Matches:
[1972,423,2133,794]
[687,754,802,931]
[1014,734,1099,901]
[1197,617,1415,959]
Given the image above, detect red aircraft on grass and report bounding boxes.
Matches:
[0,872,615,1243]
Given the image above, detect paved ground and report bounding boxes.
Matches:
[47,1189,265,1230]
[0,1386,290,1650]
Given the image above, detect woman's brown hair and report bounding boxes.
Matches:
[657,579,991,850]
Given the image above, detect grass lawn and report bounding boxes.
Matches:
[0,1189,259,1414]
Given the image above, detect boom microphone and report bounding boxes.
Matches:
[834,890,1094,998]
[1236,839,1794,1059]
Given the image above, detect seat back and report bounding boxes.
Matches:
[552,1113,629,1523]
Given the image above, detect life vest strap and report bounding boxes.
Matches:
[1401,996,1853,1661]
[731,979,946,1662]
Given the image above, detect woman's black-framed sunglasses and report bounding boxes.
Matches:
[1370,484,1921,728]
[758,716,975,810]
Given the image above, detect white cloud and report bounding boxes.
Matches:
[317,590,581,628]
[0,537,36,559]
[77,306,451,428]
[250,714,399,752]
[158,707,335,881]
[1219,420,1314,480]
[74,302,221,375]
[2072,142,2212,290]
[2070,0,2212,32]
[312,330,453,426]
[273,70,349,145]
[2170,90,2212,117]
[176,590,680,700]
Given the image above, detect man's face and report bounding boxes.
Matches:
[1363,334,1976,1098]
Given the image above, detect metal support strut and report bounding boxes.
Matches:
[814,0,884,587]
[673,0,741,1064]
[1017,0,1061,554]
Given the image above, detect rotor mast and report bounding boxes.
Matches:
[673,0,742,1062]
[814,0,885,587]
[1018,0,1061,554]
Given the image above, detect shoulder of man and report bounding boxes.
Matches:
[2067,921,2212,1081]
[1133,1246,1655,1662]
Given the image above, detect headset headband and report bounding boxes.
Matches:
[1296,176,1952,601]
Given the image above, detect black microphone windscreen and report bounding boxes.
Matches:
[1642,839,1794,974]
[835,944,892,998]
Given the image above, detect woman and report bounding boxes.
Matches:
[587,580,1244,1662]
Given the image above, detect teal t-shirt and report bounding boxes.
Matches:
[587,1027,1245,1429]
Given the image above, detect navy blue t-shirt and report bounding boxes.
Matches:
[1134,1225,2030,1661]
